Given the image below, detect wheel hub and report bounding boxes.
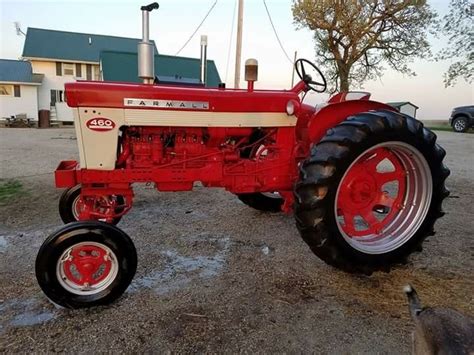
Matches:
[455,120,466,130]
[345,173,378,209]
[57,242,118,295]
[72,195,121,223]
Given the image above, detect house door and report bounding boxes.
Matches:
[50,90,57,106]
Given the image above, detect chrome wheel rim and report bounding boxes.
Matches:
[261,192,282,199]
[335,142,432,255]
[454,120,466,131]
[56,242,119,295]
[72,195,83,220]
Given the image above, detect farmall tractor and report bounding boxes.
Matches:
[35,3,449,308]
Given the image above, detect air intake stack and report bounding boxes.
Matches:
[138,2,159,84]
[200,35,208,86]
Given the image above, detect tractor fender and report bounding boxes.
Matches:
[307,100,396,144]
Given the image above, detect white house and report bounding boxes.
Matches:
[19,28,221,124]
[0,59,42,121]
[21,28,158,123]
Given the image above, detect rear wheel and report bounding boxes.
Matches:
[59,185,124,225]
[452,117,469,133]
[237,192,284,212]
[294,110,450,274]
[35,221,137,308]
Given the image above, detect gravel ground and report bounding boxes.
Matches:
[0,128,472,353]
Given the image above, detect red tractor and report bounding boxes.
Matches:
[35,3,449,308]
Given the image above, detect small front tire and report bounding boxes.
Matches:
[59,185,124,225]
[237,192,284,212]
[35,221,137,308]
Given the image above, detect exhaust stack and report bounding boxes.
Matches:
[138,2,159,84]
[200,35,208,86]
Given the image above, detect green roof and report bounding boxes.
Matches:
[22,28,158,62]
[0,59,42,84]
[100,51,221,87]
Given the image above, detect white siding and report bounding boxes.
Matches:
[399,104,417,118]
[56,102,74,121]
[30,60,100,122]
[0,85,39,120]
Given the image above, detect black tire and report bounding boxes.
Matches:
[35,221,137,309]
[59,185,124,225]
[237,193,284,212]
[452,117,469,133]
[294,109,450,274]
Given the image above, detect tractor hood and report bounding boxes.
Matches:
[65,81,300,114]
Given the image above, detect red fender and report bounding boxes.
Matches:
[308,100,397,144]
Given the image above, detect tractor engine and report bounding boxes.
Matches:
[117,127,262,169]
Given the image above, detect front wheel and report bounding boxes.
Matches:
[59,185,125,225]
[35,221,137,308]
[294,110,450,274]
[237,192,284,212]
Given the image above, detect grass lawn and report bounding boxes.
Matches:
[0,179,24,203]
[426,125,473,133]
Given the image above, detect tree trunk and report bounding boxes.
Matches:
[338,63,350,92]
[339,68,350,92]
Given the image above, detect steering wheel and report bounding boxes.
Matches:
[295,58,327,93]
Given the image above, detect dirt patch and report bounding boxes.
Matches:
[270,266,473,321]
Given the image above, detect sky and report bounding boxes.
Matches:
[1,0,472,120]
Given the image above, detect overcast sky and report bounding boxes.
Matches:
[1,0,472,119]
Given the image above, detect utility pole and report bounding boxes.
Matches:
[291,51,297,87]
[234,0,244,89]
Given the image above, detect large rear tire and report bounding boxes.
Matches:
[294,110,450,274]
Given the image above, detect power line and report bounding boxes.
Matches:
[225,0,238,83]
[174,0,218,56]
[262,0,293,64]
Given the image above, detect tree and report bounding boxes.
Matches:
[292,0,437,92]
[438,0,473,87]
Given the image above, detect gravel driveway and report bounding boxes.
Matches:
[0,128,472,353]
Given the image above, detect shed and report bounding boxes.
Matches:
[387,101,419,118]
[0,59,43,121]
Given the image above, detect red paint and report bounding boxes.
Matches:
[308,100,396,143]
[62,244,113,286]
[66,81,299,113]
[56,78,401,221]
[336,147,406,237]
[86,117,116,132]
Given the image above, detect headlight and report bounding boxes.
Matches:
[286,100,298,116]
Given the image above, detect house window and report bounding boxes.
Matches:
[50,89,65,106]
[93,66,100,81]
[0,85,13,95]
[14,85,21,97]
[63,63,74,76]
[56,62,62,76]
[86,64,92,80]
[76,63,82,78]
